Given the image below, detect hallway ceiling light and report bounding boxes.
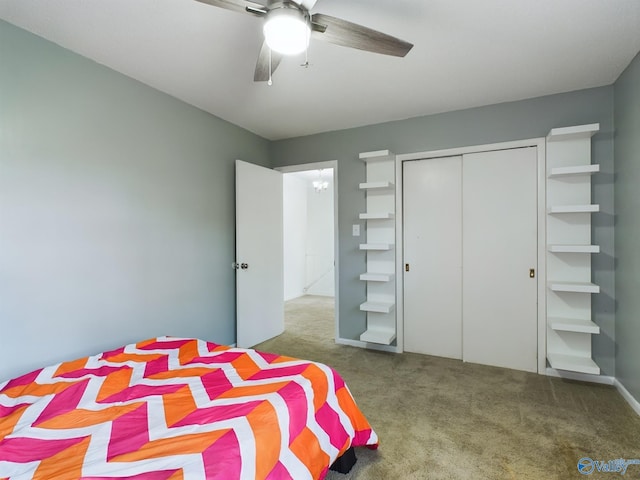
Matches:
[313,169,328,192]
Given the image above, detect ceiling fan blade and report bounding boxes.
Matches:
[311,13,413,57]
[291,0,319,11]
[195,0,266,15]
[254,42,283,82]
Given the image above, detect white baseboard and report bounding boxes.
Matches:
[614,379,640,417]
[545,368,640,417]
[545,368,615,385]
[335,337,400,353]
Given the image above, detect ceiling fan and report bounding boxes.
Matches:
[195,0,414,83]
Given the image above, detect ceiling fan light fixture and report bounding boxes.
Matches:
[263,7,311,56]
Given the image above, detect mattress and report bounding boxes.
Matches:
[0,337,378,479]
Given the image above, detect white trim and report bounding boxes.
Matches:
[276,161,336,174]
[547,123,600,141]
[536,139,547,374]
[276,161,340,345]
[359,149,391,160]
[395,156,404,353]
[335,337,401,353]
[615,379,640,417]
[397,138,546,371]
[397,139,541,162]
[546,368,640,417]
[545,367,615,385]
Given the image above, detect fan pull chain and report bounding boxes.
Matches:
[268,48,273,86]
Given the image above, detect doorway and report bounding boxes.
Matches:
[278,161,338,342]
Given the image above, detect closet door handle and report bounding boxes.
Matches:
[529,268,535,278]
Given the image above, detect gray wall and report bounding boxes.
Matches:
[0,20,270,381]
[614,51,640,401]
[0,18,628,390]
[271,87,616,375]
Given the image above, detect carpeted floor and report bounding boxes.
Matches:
[255,295,640,480]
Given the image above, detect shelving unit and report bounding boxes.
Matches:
[358,149,397,345]
[359,243,392,251]
[359,181,394,190]
[548,165,600,177]
[548,245,600,254]
[359,326,396,345]
[548,281,600,294]
[546,123,601,375]
[547,352,600,376]
[548,204,600,214]
[360,301,395,314]
[359,272,394,282]
[359,212,395,220]
[548,317,600,334]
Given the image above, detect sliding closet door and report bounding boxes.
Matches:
[462,147,538,372]
[404,156,462,358]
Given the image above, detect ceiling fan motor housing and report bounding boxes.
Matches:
[263,1,311,55]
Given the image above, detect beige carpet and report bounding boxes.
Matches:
[255,295,640,480]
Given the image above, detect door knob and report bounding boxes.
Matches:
[232,262,240,270]
[241,263,249,270]
[529,268,535,278]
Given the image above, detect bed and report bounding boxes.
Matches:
[0,336,378,479]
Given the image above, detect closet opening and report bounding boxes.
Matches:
[396,139,547,373]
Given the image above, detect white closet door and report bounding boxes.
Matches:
[462,147,538,372]
[403,156,462,358]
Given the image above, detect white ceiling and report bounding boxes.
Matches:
[2,0,639,140]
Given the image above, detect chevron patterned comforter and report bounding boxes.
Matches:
[0,337,378,479]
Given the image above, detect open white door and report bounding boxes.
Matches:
[235,160,284,348]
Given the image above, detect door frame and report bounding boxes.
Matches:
[276,160,340,343]
[396,138,547,373]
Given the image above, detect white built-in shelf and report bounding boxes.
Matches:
[360,327,396,345]
[360,301,395,314]
[548,165,600,177]
[360,272,394,282]
[549,281,600,294]
[549,317,600,334]
[548,204,600,214]
[359,212,395,220]
[545,123,600,376]
[547,123,599,141]
[359,181,394,191]
[547,352,600,375]
[359,243,392,251]
[359,148,396,350]
[548,245,600,254]
[359,149,391,162]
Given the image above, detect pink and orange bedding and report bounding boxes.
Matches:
[0,336,377,479]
